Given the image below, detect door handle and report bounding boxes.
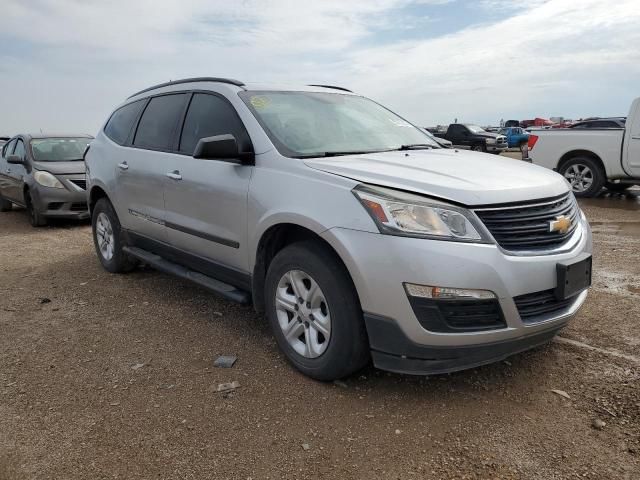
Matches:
[166,170,182,180]
[117,162,129,170]
[631,136,640,140]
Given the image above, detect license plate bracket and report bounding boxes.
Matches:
[555,253,592,300]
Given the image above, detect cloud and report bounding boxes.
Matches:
[0,0,638,134]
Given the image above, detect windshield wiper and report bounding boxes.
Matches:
[295,149,390,159]
[397,144,435,150]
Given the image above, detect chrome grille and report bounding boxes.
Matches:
[474,192,579,251]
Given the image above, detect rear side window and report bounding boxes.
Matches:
[104,100,145,145]
[179,93,251,155]
[133,94,188,151]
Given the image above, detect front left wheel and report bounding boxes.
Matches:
[25,191,47,227]
[264,240,369,381]
[91,198,137,273]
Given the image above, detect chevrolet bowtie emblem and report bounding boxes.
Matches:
[549,215,572,234]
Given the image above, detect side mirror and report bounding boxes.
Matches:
[6,154,23,164]
[193,134,254,165]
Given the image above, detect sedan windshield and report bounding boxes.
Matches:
[30,137,91,162]
[239,91,437,157]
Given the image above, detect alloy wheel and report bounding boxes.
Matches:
[96,212,115,261]
[275,269,331,358]
[564,164,594,193]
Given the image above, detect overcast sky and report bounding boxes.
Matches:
[1,0,639,135]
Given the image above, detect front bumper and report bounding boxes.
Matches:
[30,178,89,220]
[321,219,592,373]
[486,143,508,153]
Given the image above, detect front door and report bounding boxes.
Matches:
[163,92,253,273]
[0,139,16,200]
[5,138,28,203]
[113,93,190,244]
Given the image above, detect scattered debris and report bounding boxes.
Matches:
[551,389,571,400]
[592,419,606,430]
[333,380,348,389]
[302,443,310,451]
[3,307,17,312]
[131,363,145,370]
[395,429,402,435]
[213,311,223,317]
[216,381,240,393]
[40,298,51,304]
[214,355,237,368]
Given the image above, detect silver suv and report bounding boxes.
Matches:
[86,77,593,380]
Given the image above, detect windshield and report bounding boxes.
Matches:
[30,137,91,162]
[239,91,437,157]
[466,125,486,133]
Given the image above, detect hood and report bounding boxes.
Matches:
[304,149,568,206]
[475,131,504,140]
[32,160,86,175]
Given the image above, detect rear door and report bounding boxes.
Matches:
[112,93,189,243]
[164,92,253,273]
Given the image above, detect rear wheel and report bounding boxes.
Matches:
[0,195,12,212]
[558,157,605,198]
[264,240,369,381]
[25,191,47,227]
[91,198,137,273]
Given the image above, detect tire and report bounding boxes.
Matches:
[471,144,485,152]
[91,198,137,273]
[558,156,605,198]
[25,191,47,227]
[0,195,12,212]
[605,182,631,192]
[264,240,369,381]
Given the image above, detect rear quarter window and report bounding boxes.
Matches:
[133,94,188,151]
[104,100,146,145]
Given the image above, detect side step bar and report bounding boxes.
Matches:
[123,246,251,305]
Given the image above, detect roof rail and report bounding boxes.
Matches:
[128,77,245,99]
[307,84,353,93]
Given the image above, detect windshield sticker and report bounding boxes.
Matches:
[250,96,271,109]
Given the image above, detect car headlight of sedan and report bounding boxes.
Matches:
[353,184,490,243]
[34,171,65,189]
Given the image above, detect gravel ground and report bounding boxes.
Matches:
[0,188,639,480]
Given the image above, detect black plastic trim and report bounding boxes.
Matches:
[363,313,566,375]
[407,296,506,333]
[128,77,245,99]
[164,221,240,249]
[125,231,251,291]
[307,84,353,93]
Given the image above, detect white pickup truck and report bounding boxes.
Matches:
[526,98,640,197]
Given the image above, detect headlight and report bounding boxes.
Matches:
[34,171,65,189]
[353,184,490,242]
[486,138,496,144]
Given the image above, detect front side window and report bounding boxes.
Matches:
[466,125,485,134]
[13,139,25,160]
[30,138,91,161]
[239,91,436,158]
[133,94,188,150]
[179,93,252,155]
[2,139,16,158]
[104,100,146,145]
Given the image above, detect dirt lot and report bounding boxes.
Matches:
[1,188,639,479]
